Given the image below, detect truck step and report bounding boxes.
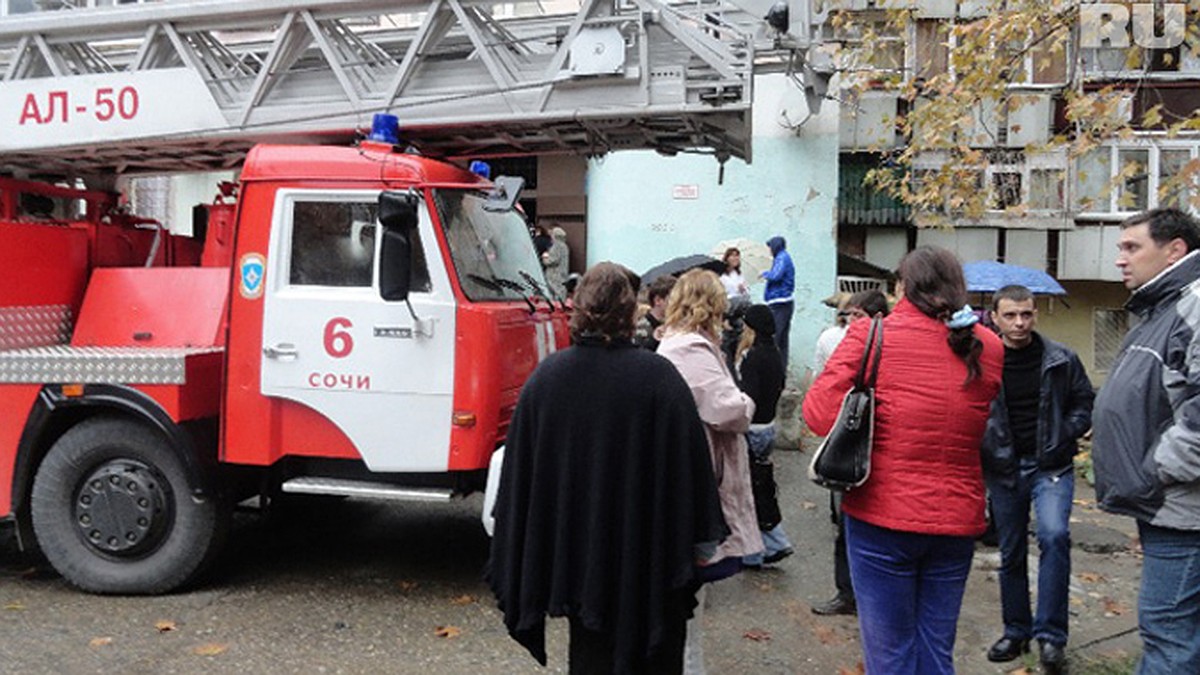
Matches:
[279,477,454,503]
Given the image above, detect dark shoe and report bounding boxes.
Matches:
[1040,640,1067,673]
[763,547,793,565]
[811,593,856,616]
[986,637,1030,663]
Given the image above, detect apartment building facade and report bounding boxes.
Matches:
[833,0,1199,383]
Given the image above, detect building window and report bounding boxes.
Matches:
[992,171,1022,210]
[1076,147,1112,212]
[1118,148,1150,211]
[1029,169,1065,210]
[1160,149,1192,209]
[1094,308,1130,374]
[1075,142,1199,215]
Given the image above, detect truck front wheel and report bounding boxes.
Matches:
[30,417,226,594]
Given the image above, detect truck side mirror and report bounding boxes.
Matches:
[379,191,419,302]
[483,176,524,212]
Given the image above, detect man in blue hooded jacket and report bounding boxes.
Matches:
[761,236,795,368]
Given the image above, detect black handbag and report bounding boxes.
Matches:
[808,315,883,491]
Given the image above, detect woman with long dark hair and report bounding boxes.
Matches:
[719,247,749,300]
[803,246,1003,674]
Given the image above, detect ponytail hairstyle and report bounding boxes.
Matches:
[897,246,982,383]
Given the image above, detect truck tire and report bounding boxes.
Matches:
[30,417,226,594]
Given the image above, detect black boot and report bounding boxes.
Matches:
[1039,640,1067,674]
[987,637,1030,662]
[811,593,856,616]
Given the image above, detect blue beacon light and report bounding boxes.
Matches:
[368,113,400,145]
[469,160,491,179]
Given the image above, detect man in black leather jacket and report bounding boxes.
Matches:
[981,285,1094,673]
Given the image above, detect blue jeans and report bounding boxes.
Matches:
[1136,521,1200,674]
[845,514,975,675]
[987,458,1074,647]
[767,301,793,369]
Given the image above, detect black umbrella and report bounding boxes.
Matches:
[641,254,726,285]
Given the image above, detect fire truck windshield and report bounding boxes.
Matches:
[434,188,550,302]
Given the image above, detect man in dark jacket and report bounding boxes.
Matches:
[760,236,795,369]
[981,285,1094,672]
[1092,208,1200,673]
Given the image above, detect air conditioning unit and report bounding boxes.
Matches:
[837,276,887,294]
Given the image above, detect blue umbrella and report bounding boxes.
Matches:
[962,260,1067,295]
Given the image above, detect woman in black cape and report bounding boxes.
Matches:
[487,262,728,674]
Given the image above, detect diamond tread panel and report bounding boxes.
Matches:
[0,345,223,384]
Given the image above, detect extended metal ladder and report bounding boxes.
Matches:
[0,0,818,176]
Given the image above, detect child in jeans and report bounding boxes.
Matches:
[737,304,793,566]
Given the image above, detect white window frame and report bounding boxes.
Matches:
[912,148,1068,215]
[1074,138,1200,218]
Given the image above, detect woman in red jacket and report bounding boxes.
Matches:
[803,246,1003,675]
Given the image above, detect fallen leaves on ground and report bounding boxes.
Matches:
[1078,571,1106,583]
[3,601,25,611]
[1007,667,1032,675]
[88,637,113,647]
[836,662,865,675]
[434,625,462,639]
[1103,598,1128,616]
[743,629,771,642]
[154,620,177,633]
[813,624,839,645]
[192,643,228,656]
[450,594,476,605]
[398,580,419,593]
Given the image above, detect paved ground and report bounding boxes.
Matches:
[0,447,1144,674]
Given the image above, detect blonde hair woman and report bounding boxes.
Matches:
[657,269,762,674]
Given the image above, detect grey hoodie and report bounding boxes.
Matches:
[1093,250,1200,530]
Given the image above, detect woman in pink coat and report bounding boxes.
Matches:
[657,269,762,674]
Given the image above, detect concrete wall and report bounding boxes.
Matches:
[1028,280,1129,388]
[585,74,840,377]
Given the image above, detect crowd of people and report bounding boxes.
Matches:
[489,209,1200,674]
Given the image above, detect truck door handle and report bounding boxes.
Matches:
[263,343,298,360]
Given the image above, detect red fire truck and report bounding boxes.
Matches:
[0,125,569,593]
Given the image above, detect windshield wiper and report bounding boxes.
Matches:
[468,273,536,313]
[495,276,540,314]
[519,270,563,312]
[466,273,503,292]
